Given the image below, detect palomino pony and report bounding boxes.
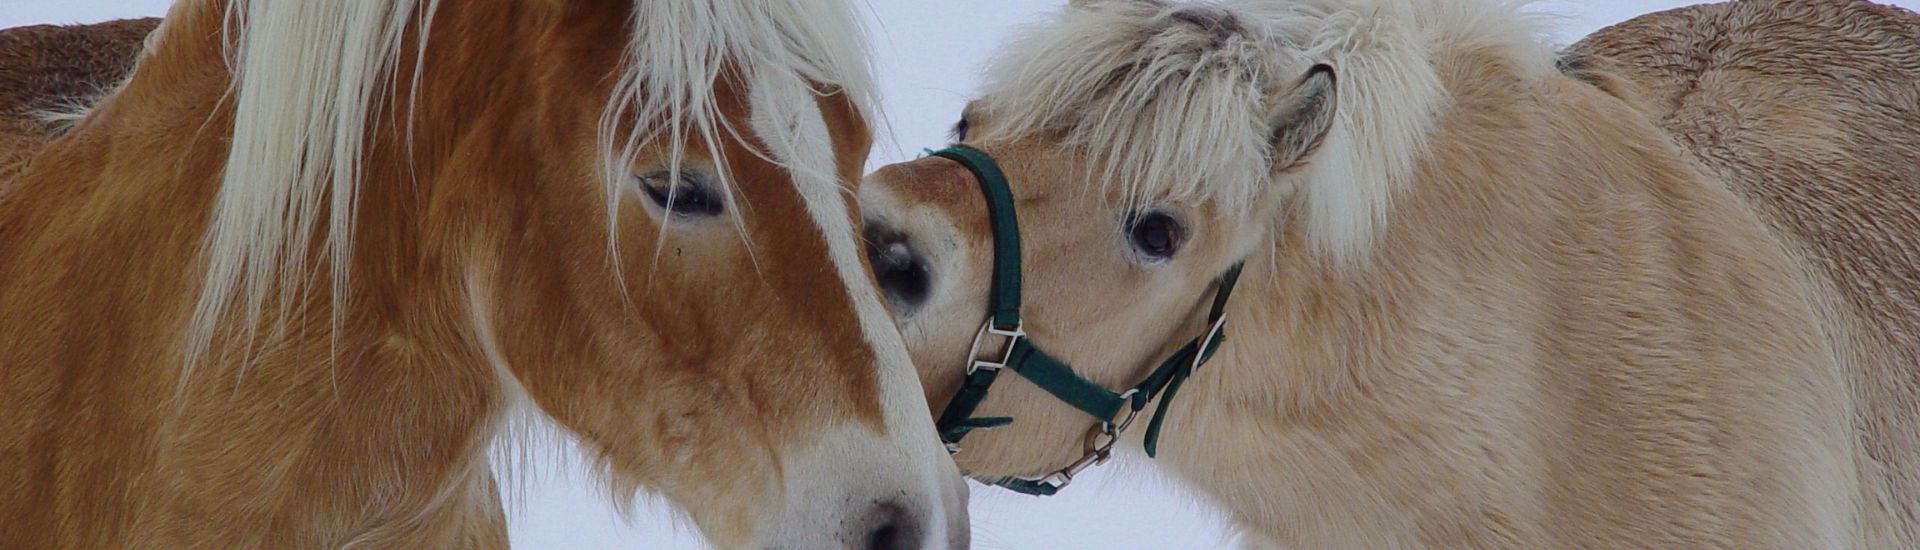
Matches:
[0,1,965,548]
[861,0,1917,547]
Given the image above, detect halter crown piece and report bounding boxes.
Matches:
[928,146,1245,496]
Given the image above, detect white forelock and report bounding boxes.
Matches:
[599,0,879,252]
[978,0,1556,260]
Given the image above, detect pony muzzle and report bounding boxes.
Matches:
[762,424,970,550]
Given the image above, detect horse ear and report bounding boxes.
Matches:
[1268,64,1338,171]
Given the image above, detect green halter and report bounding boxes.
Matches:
[928,145,1245,496]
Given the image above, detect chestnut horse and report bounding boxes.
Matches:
[0,1,964,548]
[862,0,1916,547]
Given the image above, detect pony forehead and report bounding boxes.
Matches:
[600,0,879,227]
[599,0,881,306]
[976,0,1290,213]
[975,0,1559,258]
[617,0,879,133]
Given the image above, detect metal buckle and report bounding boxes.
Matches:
[965,318,1026,375]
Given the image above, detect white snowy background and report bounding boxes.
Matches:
[5,1,1917,548]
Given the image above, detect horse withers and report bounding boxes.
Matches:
[862,0,1917,547]
[0,1,964,548]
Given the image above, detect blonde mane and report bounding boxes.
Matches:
[187,0,437,370]
[186,0,878,369]
[977,0,1556,259]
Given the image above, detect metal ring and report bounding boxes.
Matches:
[1084,421,1121,458]
[1110,403,1143,435]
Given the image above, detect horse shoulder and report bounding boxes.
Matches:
[1570,1,1920,544]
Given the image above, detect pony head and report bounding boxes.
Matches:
[860,0,1364,480]
[158,0,964,545]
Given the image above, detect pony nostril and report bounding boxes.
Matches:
[866,521,910,550]
[865,503,922,550]
[863,224,931,311]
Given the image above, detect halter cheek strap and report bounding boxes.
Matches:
[928,145,1245,496]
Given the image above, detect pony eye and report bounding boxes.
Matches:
[950,116,970,142]
[1124,210,1185,261]
[639,170,724,218]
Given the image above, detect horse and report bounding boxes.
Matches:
[859,0,1918,547]
[0,18,160,184]
[0,1,966,548]
[1562,0,1920,541]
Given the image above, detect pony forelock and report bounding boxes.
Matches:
[978,1,1283,216]
[977,0,1556,260]
[598,0,878,275]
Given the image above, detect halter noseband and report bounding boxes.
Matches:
[928,145,1245,496]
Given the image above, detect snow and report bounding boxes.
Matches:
[5,0,1916,548]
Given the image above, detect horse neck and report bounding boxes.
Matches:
[0,1,586,544]
[1161,45,1820,543]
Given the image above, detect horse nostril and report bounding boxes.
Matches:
[865,503,923,550]
[863,224,931,311]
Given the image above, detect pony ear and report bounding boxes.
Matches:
[1268,64,1338,171]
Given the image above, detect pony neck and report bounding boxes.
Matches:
[1157,44,1791,546]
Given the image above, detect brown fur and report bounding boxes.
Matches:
[0,2,960,548]
[864,0,1919,547]
[0,18,155,116]
[0,18,159,184]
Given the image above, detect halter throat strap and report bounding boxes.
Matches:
[928,145,1245,496]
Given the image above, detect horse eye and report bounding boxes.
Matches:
[950,116,970,142]
[638,170,724,218]
[1125,211,1185,260]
